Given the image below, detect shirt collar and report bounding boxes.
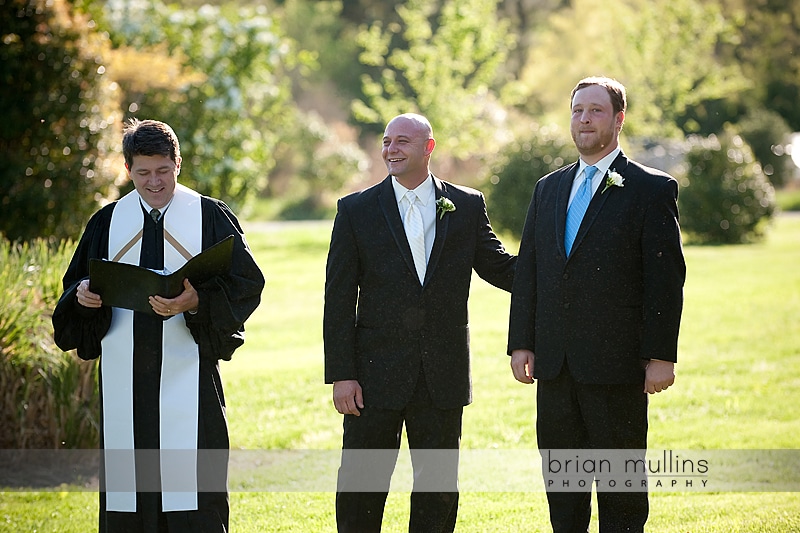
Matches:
[578,147,621,179]
[392,174,434,207]
[140,197,174,218]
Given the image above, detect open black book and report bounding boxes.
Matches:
[89,235,234,315]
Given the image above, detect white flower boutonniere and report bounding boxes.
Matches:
[435,197,456,219]
[602,169,625,194]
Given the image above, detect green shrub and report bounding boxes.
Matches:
[277,110,369,213]
[486,125,578,238]
[737,108,795,189]
[0,237,98,449]
[677,131,776,244]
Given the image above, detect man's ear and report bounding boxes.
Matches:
[425,138,436,155]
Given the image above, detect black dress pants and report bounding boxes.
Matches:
[336,375,462,533]
[536,363,649,533]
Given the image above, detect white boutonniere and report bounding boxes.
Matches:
[435,197,456,219]
[602,169,625,194]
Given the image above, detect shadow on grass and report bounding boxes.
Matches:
[0,449,99,489]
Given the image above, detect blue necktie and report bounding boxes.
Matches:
[565,165,597,257]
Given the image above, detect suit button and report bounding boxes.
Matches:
[563,303,570,309]
[562,273,569,280]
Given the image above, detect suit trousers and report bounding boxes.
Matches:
[336,374,462,533]
[536,362,649,533]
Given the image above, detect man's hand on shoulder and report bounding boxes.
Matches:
[333,380,364,416]
[510,349,535,384]
[644,359,675,394]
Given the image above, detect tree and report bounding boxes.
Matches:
[713,0,800,131]
[352,0,519,159]
[271,109,370,218]
[88,1,299,212]
[280,0,362,100]
[517,0,747,138]
[0,0,122,241]
[497,0,567,77]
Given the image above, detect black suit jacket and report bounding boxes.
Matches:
[508,152,685,384]
[324,175,515,409]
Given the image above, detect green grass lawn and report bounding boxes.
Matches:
[2,215,799,532]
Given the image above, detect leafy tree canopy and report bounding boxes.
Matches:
[0,0,122,241]
[517,0,748,139]
[82,0,300,211]
[352,0,521,159]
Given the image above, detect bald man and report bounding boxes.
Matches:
[324,113,515,532]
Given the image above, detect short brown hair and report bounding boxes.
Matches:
[122,118,181,169]
[571,77,627,116]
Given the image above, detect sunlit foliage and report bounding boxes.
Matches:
[352,0,519,159]
[95,1,296,211]
[517,0,748,139]
[0,0,123,241]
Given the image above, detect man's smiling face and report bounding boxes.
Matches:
[127,154,180,209]
[381,116,434,189]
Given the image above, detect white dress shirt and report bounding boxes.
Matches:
[567,147,621,209]
[392,175,436,263]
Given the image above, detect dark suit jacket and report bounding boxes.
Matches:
[508,152,686,384]
[324,175,515,410]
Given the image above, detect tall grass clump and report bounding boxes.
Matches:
[0,237,98,449]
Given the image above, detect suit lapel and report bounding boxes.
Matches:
[556,163,579,258]
[425,176,450,286]
[377,176,419,280]
[567,153,630,259]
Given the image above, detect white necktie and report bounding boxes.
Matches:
[403,191,426,283]
[565,165,597,257]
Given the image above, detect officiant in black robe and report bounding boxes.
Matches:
[53,119,264,533]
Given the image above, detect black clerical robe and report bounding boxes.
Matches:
[53,193,264,533]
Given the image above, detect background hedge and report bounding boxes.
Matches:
[0,237,98,449]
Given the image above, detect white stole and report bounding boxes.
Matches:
[101,184,202,512]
